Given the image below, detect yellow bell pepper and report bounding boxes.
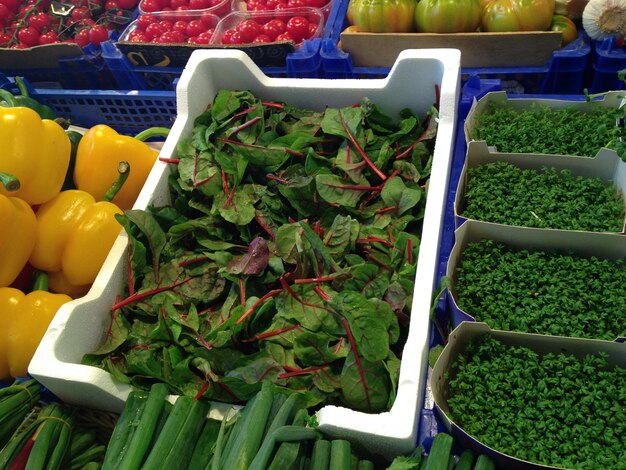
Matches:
[5,274,71,378]
[0,107,71,205]
[0,287,22,379]
[48,270,90,299]
[0,193,37,287]
[29,162,128,289]
[73,125,168,211]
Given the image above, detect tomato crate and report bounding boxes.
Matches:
[588,36,626,93]
[0,75,176,135]
[321,0,591,94]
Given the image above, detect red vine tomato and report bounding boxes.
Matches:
[414,0,481,32]
[347,0,415,33]
[481,0,555,32]
[550,14,577,46]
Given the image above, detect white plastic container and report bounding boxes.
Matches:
[30,48,460,459]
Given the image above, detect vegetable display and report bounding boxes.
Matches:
[582,0,626,39]
[347,0,416,33]
[462,162,625,231]
[83,89,437,413]
[454,239,626,339]
[481,0,556,32]
[0,193,36,287]
[414,0,482,33]
[446,334,626,469]
[469,102,618,157]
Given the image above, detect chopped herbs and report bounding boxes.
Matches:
[455,240,626,339]
[470,102,617,157]
[447,335,626,469]
[462,162,625,231]
[83,89,438,413]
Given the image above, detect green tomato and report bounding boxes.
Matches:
[481,0,556,32]
[347,0,416,33]
[414,0,481,32]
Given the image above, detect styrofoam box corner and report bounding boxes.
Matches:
[30,48,461,459]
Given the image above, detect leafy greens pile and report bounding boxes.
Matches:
[470,102,618,157]
[454,240,626,340]
[462,161,625,231]
[83,89,438,413]
[447,334,626,469]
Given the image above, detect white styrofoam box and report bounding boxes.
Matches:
[30,48,460,458]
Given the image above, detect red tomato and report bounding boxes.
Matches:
[188,0,210,8]
[262,18,286,39]
[193,29,213,42]
[136,13,157,30]
[1,0,19,12]
[159,19,173,31]
[29,12,51,31]
[159,30,184,42]
[275,31,293,41]
[186,19,205,36]
[128,29,148,41]
[140,0,161,11]
[17,26,40,46]
[0,4,10,24]
[252,33,272,42]
[88,24,109,45]
[265,0,286,8]
[285,16,309,41]
[144,21,164,38]
[74,27,91,46]
[0,32,10,46]
[222,28,243,43]
[173,20,188,33]
[170,0,188,8]
[200,12,216,26]
[236,19,262,42]
[550,14,577,46]
[38,30,59,44]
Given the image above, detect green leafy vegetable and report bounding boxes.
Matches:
[447,334,626,469]
[83,90,437,413]
[462,162,624,231]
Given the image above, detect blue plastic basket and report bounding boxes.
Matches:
[321,0,591,94]
[588,36,626,93]
[0,75,177,135]
[0,46,118,90]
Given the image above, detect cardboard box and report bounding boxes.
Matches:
[0,43,84,70]
[29,48,461,459]
[445,220,626,340]
[453,140,626,231]
[432,321,626,470]
[339,31,562,69]
[464,90,624,154]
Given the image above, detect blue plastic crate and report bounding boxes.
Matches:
[321,0,590,93]
[101,36,325,90]
[0,76,177,135]
[0,46,118,90]
[588,36,626,93]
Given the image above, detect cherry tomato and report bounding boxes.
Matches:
[170,0,188,8]
[104,0,118,8]
[192,29,213,42]
[200,12,216,26]
[74,27,91,47]
[273,3,292,21]
[140,0,161,12]
[262,18,285,39]
[222,28,243,43]
[188,0,210,8]
[1,0,19,12]
[285,16,309,41]
[136,13,157,29]
[158,30,180,42]
[275,31,293,41]
[307,21,318,36]
[28,12,51,31]
[17,26,40,46]
[252,33,272,42]
[173,19,188,33]
[117,0,139,8]
[159,19,173,31]
[128,29,148,41]
[0,32,11,46]
[144,21,164,38]
[0,4,10,24]
[265,0,286,8]
[88,24,109,45]
[186,19,205,36]
[236,19,262,42]
[38,30,59,44]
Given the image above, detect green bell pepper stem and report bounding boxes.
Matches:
[102,161,130,203]
[134,127,170,142]
[15,77,29,98]
[0,172,20,192]
[32,271,49,292]
[0,89,18,107]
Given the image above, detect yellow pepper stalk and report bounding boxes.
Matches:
[29,162,129,289]
[0,193,37,287]
[5,273,71,378]
[73,125,169,211]
[0,106,70,205]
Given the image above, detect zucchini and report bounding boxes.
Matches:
[454,449,473,470]
[473,455,495,470]
[423,433,454,470]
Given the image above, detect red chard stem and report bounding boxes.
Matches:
[338,110,386,181]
